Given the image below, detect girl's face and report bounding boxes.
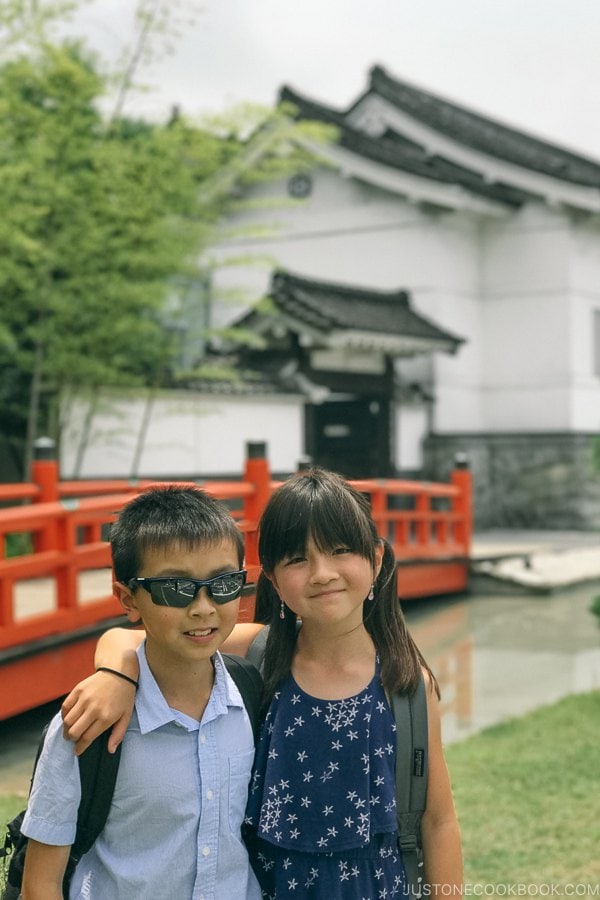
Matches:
[268,535,383,631]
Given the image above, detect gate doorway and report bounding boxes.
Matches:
[306,397,391,479]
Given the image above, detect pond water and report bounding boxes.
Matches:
[403,580,600,744]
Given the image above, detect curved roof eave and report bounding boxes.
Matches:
[365,66,600,187]
[346,70,600,213]
[281,75,600,214]
[311,139,512,217]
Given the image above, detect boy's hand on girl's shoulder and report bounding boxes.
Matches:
[61,671,133,755]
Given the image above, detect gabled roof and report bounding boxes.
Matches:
[241,270,464,356]
[280,85,535,210]
[364,66,600,189]
[279,67,600,214]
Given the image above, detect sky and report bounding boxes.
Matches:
[66,0,600,160]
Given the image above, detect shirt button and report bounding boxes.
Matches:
[206,789,214,800]
[202,846,210,857]
[199,734,206,744]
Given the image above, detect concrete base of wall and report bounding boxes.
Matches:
[423,432,600,530]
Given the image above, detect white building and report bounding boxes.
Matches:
[63,66,600,527]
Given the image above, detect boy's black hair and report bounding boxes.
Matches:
[110,485,244,584]
[255,467,438,702]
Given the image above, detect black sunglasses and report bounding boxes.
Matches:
[128,570,247,607]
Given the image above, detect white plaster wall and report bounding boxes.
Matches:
[567,224,600,430]
[395,404,428,470]
[481,205,571,293]
[214,169,482,293]
[480,291,571,429]
[209,174,600,438]
[213,167,487,431]
[569,292,600,430]
[61,391,303,478]
[61,393,142,477]
[478,205,574,430]
[563,219,600,294]
[410,288,483,431]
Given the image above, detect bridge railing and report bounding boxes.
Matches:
[0,442,472,719]
[0,443,275,651]
[0,441,472,654]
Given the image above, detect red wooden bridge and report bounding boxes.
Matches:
[0,442,472,720]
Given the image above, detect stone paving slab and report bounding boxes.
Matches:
[471,530,600,591]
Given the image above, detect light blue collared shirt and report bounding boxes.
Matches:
[22,644,261,900]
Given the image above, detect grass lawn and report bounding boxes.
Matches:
[0,794,23,825]
[446,691,600,889]
[1,693,598,892]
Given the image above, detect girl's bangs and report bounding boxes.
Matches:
[261,487,374,568]
[307,501,373,559]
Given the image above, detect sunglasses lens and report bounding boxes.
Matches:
[149,579,195,607]
[144,572,245,606]
[209,572,245,603]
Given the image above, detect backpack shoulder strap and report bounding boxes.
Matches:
[1,724,121,900]
[222,652,264,741]
[71,729,122,861]
[392,670,428,899]
[244,626,269,673]
[0,723,54,898]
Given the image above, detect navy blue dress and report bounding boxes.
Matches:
[245,665,407,898]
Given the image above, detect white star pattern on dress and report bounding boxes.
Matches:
[246,667,405,895]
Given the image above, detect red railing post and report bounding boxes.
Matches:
[369,485,387,544]
[415,489,430,549]
[242,442,271,569]
[450,453,472,555]
[55,510,78,612]
[31,436,59,552]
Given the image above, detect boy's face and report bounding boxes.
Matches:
[117,539,241,671]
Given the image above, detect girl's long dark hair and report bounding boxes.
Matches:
[255,467,438,703]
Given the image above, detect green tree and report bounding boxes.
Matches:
[0,39,240,477]
[0,2,333,479]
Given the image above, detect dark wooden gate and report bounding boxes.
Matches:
[306,397,391,478]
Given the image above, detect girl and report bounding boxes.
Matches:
[63,468,463,898]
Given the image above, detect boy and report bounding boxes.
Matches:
[20,486,261,900]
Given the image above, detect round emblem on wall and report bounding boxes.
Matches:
[287,173,313,198]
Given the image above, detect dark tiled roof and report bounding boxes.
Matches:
[181,377,286,396]
[364,66,600,188]
[279,86,536,207]
[280,86,347,129]
[269,270,464,348]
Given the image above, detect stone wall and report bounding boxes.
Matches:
[423,432,600,530]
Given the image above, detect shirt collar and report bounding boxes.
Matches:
[134,643,245,734]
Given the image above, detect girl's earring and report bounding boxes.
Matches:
[367,584,375,601]
[280,598,285,619]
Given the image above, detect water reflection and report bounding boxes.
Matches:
[402,582,600,744]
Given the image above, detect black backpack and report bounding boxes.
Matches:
[246,625,428,900]
[0,653,263,900]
